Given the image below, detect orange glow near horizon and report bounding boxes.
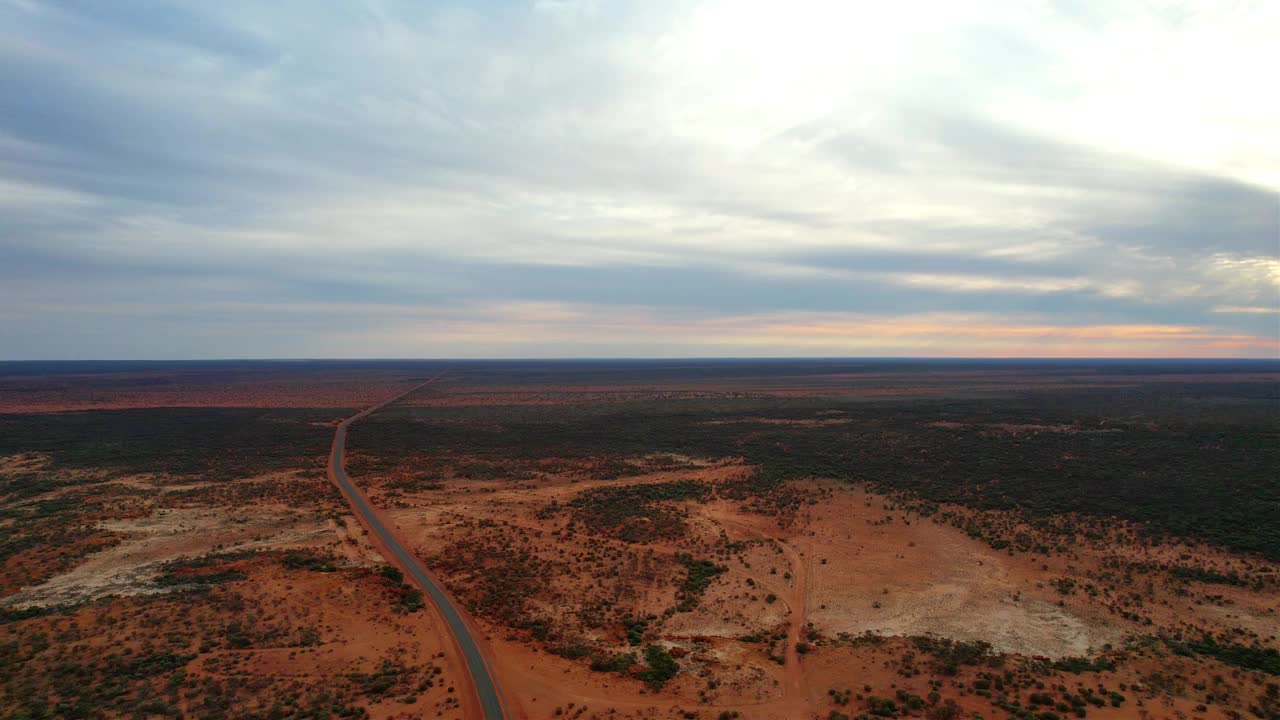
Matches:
[367,304,1280,359]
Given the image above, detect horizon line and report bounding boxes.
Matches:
[3,356,1278,363]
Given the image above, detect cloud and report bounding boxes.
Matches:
[1213,306,1280,315]
[4,288,1272,360]
[0,0,1276,358]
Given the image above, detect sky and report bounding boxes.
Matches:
[1,0,1278,359]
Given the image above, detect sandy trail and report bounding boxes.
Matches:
[715,513,813,717]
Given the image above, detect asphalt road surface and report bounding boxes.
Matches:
[328,378,508,720]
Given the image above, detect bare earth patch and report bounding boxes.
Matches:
[4,505,329,607]
[801,486,1124,658]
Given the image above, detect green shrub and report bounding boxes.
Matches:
[637,645,679,688]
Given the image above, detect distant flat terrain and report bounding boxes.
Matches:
[2,359,1278,719]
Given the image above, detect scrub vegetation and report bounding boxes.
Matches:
[2,359,1277,719]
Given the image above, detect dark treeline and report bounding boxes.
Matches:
[352,382,1279,559]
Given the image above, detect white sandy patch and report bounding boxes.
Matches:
[5,506,332,607]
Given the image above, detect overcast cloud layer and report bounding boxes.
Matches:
[2,0,1277,359]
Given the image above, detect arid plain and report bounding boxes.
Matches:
[2,360,1277,720]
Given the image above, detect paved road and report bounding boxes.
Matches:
[327,377,509,720]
